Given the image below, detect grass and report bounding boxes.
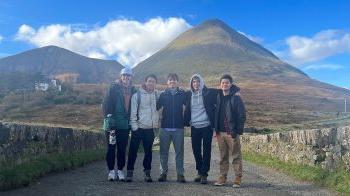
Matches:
[243,150,350,195]
[0,149,105,191]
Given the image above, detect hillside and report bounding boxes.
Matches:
[0,46,123,83]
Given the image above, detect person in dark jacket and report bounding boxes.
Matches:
[102,67,137,181]
[213,74,246,188]
[157,73,187,183]
[184,74,218,184]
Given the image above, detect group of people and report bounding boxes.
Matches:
[102,67,246,188]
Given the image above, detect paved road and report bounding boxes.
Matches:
[4,138,336,196]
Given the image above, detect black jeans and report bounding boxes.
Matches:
[191,126,213,176]
[127,128,155,171]
[106,129,130,170]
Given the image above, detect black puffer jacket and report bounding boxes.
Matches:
[157,87,187,129]
[214,85,246,136]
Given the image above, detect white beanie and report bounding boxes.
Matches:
[120,67,133,76]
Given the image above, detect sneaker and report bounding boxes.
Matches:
[177,175,186,183]
[125,170,133,182]
[232,176,241,188]
[108,170,116,181]
[144,170,153,182]
[117,170,125,181]
[200,176,208,184]
[214,175,227,186]
[194,174,201,182]
[158,174,167,182]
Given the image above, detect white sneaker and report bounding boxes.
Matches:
[117,170,125,181]
[108,170,116,181]
[232,184,240,188]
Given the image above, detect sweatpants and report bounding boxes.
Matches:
[191,126,213,176]
[159,129,184,175]
[106,129,130,170]
[127,128,155,171]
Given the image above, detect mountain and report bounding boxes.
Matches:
[134,19,349,95]
[134,19,350,127]
[134,19,309,84]
[0,46,123,83]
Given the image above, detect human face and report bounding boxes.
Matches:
[220,78,232,93]
[167,77,178,89]
[145,77,156,92]
[120,74,132,86]
[192,78,200,92]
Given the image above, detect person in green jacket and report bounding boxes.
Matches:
[102,67,136,181]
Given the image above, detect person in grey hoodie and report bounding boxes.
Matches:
[184,74,218,184]
[126,74,160,182]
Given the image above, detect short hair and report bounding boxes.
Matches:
[220,74,233,83]
[167,73,179,81]
[145,74,157,82]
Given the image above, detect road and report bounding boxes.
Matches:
[3,138,335,196]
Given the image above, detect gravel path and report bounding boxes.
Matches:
[4,138,336,196]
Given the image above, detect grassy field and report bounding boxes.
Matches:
[0,82,349,132]
[0,149,105,191]
[243,151,350,194]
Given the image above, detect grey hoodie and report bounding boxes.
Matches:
[130,87,160,131]
[189,74,210,129]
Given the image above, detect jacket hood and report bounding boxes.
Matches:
[189,74,205,93]
[229,84,240,95]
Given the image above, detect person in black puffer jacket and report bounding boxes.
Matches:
[214,74,246,188]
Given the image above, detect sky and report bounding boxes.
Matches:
[0,0,349,89]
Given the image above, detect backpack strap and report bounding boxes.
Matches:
[136,90,141,121]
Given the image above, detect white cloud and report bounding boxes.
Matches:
[238,31,264,44]
[283,29,350,65]
[0,35,3,43]
[303,64,344,71]
[15,17,192,66]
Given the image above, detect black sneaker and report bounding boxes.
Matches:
[177,175,186,183]
[125,170,133,182]
[144,176,153,182]
[194,175,201,182]
[144,170,153,182]
[158,174,167,182]
[200,176,208,184]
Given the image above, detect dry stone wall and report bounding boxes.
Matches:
[0,122,105,168]
[241,126,350,171]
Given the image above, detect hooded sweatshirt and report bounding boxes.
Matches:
[130,85,160,131]
[189,74,211,129]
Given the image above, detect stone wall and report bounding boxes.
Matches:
[0,122,105,168]
[241,126,350,171]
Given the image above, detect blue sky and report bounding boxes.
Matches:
[0,0,349,89]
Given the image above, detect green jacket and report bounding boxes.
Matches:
[102,81,136,131]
